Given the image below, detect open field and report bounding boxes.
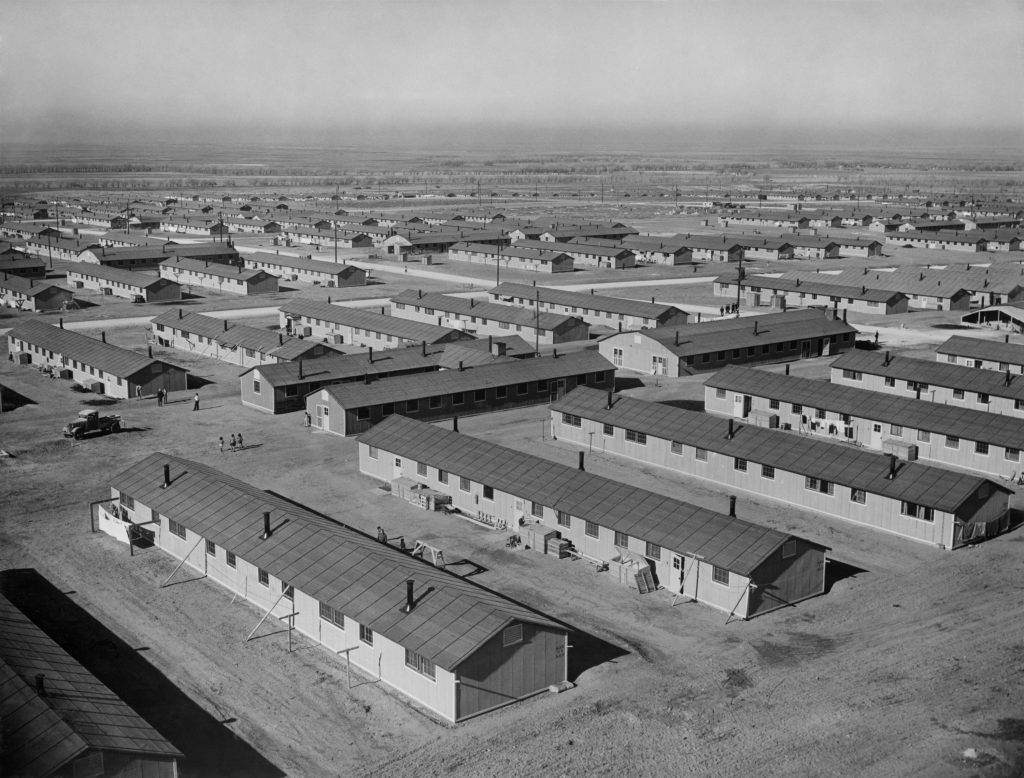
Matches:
[2,297,1024,776]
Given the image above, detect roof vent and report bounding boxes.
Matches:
[261,511,272,539]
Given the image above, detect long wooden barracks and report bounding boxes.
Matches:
[307,350,613,435]
[359,415,828,619]
[7,320,188,398]
[705,365,1024,479]
[390,290,591,345]
[279,298,474,349]
[489,282,689,331]
[936,335,1024,373]
[550,387,1011,548]
[831,350,1024,418]
[104,453,568,723]
[151,309,337,367]
[598,308,857,376]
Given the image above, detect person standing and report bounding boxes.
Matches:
[219,436,224,453]
[237,432,244,450]
[229,434,236,452]
[193,392,199,411]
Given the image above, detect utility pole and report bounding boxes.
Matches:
[495,229,503,287]
[735,252,743,316]
[535,289,540,356]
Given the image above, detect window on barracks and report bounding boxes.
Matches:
[405,648,436,680]
[734,457,748,472]
[805,476,834,495]
[562,412,582,427]
[645,541,661,561]
[556,510,570,527]
[625,429,646,445]
[168,519,186,540]
[495,386,507,399]
[417,461,427,476]
[712,566,730,585]
[474,389,486,402]
[584,520,599,538]
[258,569,269,586]
[282,581,294,600]
[460,476,471,492]
[516,383,529,395]
[226,551,236,568]
[429,396,442,409]
[531,501,544,518]
[406,399,419,412]
[253,378,261,394]
[438,469,448,484]
[695,447,708,461]
[357,407,370,420]
[483,485,494,500]
[850,488,867,504]
[360,624,373,645]
[614,531,629,548]
[205,540,215,556]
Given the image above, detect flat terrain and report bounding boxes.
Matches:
[2,300,1024,777]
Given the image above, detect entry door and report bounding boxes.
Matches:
[672,555,684,592]
[801,340,811,358]
[742,395,752,418]
[652,355,666,376]
[550,379,566,401]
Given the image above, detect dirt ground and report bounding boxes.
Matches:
[2,257,1024,777]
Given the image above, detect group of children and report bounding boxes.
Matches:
[218,433,245,453]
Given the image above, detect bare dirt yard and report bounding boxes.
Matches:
[2,297,1024,777]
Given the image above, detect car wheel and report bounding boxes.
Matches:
[111,422,121,433]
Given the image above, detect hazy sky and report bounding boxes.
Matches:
[1,0,1022,146]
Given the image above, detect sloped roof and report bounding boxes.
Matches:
[159,256,270,282]
[551,387,1007,514]
[324,350,611,408]
[152,310,326,360]
[437,335,533,364]
[7,320,183,379]
[0,274,70,298]
[609,308,857,358]
[490,282,681,320]
[674,235,743,251]
[109,454,564,670]
[0,594,182,775]
[391,291,584,331]
[716,274,905,304]
[449,241,570,263]
[279,298,471,344]
[360,416,808,577]
[66,264,175,291]
[242,344,445,384]
[705,365,1024,450]
[515,239,634,259]
[833,350,1024,401]
[245,251,363,278]
[937,335,1024,365]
